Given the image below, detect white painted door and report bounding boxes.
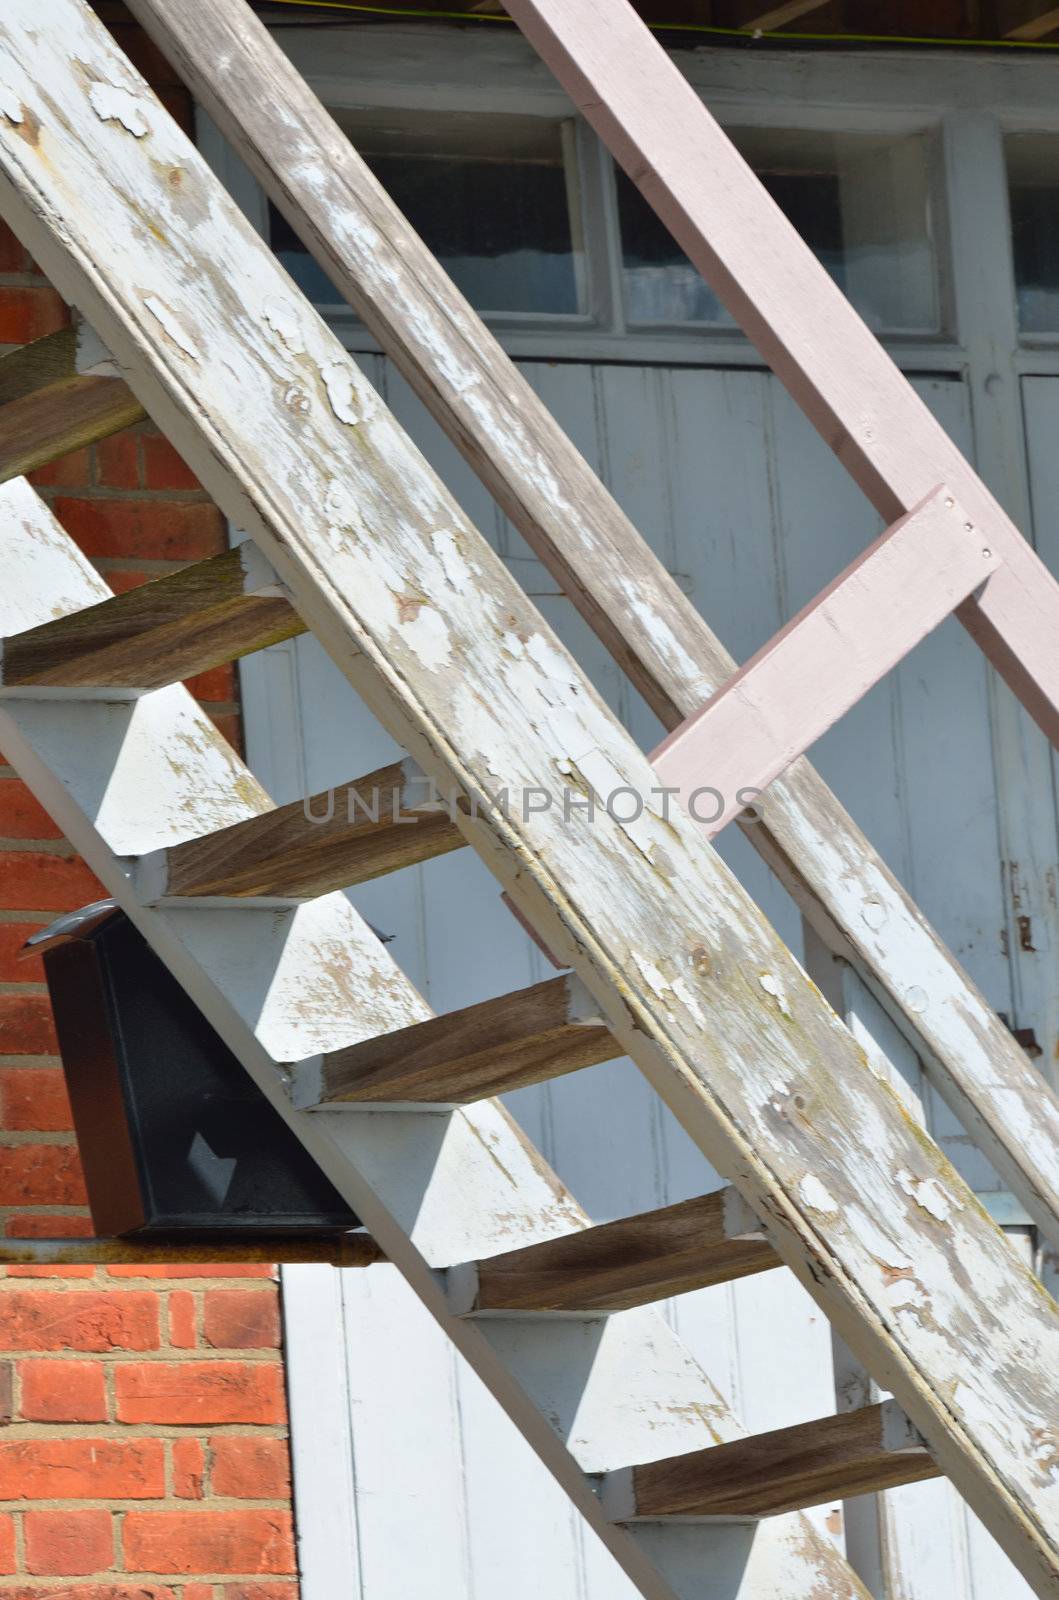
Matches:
[255,358,1034,1600]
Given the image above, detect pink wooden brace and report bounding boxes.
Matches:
[505,0,1059,749]
[651,485,999,836]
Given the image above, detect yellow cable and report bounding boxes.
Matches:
[263,0,1059,49]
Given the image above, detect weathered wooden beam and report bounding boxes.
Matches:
[0,544,303,695]
[122,0,1059,1268]
[604,1402,941,1522]
[0,485,868,1600]
[7,12,1058,1587]
[139,755,462,901]
[0,1234,383,1267]
[504,0,1059,748]
[450,1189,778,1314]
[0,324,144,481]
[741,0,831,32]
[653,486,999,837]
[1007,7,1059,41]
[294,974,615,1107]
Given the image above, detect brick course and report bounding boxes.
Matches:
[0,8,295,1590]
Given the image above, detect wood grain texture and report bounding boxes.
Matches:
[504,0,1059,748]
[0,1234,383,1265]
[742,0,831,31]
[0,483,871,1600]
[652,486,999,836]
[1006,7,1059,40]
[621,1401,941,1520]
[158,755,462,899]
[0,325,144,480]
[469,1190,778,1312]
[123,0,1059,1263]
[0,544,303,691]
[303,974,615,1106]
[4,11,1058,1589]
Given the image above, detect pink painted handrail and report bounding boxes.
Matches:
[506,0,1059,749]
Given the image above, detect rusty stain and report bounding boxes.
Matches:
[1009,861,1022,911]
[689,943,711,976]
[1010,1025,1044,1059]
[879,1260,916,1287]
[396,593,426,623]
[1030,1425,1059,1485]
[1017,914,1037,953]
[12,107,41,147]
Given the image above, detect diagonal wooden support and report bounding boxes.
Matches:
[2,11,1058,1589]
[0,324,144,481]
[1006,7,1059,41]
[0,479,871,1600]
[603,1401,941,1522]
[123,0,1059,1261]
[503,0,1059,750]
[652,486,999,837]
[741,1,830,32]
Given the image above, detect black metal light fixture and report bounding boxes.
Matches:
[29,903,359,1239]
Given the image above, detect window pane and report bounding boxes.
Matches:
[1007,134,1059,336]
[271,109,583,316]
[618,128,937,333]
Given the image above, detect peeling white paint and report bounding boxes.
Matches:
[320,358,367,425]
[759,972,793,1017]
[323,477,361,535]
[88,80,150,138]
[142,296,199,360]
[897,1170,957,1223]
[0,81,23,124]
[263,297,305,354]
[432,529,474,593]
[284,384,311,416]
[884,1275,927,1312]
[800,1174,840,1214]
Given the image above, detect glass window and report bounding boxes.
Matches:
[1006,134,1059,336]
[270,109,584,317]
[617,128,938,333]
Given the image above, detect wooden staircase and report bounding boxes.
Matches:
[0,2,1058,1596]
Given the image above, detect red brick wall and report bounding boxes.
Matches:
[0,15,301,1593]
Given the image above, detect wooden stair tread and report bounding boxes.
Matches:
[293,973,618,1106]
[0,545,303,693]
[457,1189,778,1314]
[150,756,462,900]
[607,1400,940,1521]
[0,325,145,483]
